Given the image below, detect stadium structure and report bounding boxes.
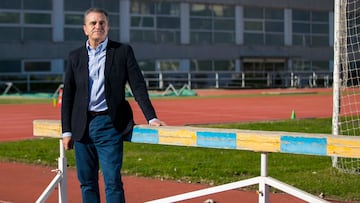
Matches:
[0,0,334,90]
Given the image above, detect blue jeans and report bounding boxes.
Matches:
[74,115,125,203]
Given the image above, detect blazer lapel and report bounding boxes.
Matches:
[80,46,89,94]
[105,41,114,79]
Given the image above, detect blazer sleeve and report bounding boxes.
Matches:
[61,52,75,134]
[125,45,157,121]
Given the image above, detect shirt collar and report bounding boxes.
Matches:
[86,37,108,52]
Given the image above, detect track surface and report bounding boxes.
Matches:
[0,88,346,203]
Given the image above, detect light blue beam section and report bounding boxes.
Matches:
[197,131,237,149]
[280,136,327,156]
[132,127,159,144]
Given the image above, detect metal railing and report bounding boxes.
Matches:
[0,70,332,93]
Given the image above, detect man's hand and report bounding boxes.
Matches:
[149,118,166,127]
[62,136,74,150]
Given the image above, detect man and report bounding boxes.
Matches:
[61,8,165,203]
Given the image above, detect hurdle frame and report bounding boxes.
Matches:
[35,139,67,203]
[33,120,360,203]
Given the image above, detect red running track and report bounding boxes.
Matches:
[0,88,345,203]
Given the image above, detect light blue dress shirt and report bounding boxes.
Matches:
[87,38,108,112]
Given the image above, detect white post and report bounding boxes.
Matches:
[58,139,68,203]
[258,153,269,203]
[215,72,219,88]
[35,139,67,203]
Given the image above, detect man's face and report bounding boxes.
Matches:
[83,11,109,45]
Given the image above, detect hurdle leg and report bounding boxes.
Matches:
[36,139,67,203]
[258,152,269,203]
[58,139,68,202]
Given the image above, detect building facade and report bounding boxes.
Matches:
[0,0,334,87]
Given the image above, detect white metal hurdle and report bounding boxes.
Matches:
[33,120,360,203]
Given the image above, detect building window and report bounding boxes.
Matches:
[157,60,180,71]
[292,10,329,46]
[24,13,51,24]
[292,59,329,71]
[138,60,156,71]
[0,60,21,73]
[23,0,52,10]
[23,61,51,72]
[0,0,52,42]
[243,7,284,45]
[190,60,235,71]
[190,4,235,44]
[0,12,20,23]
[130,1,180,43]
[0,0,21,9]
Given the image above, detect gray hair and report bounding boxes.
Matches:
[84,8,109,24]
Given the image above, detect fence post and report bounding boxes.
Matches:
[159,72,163,89]
[188,72,191,89]
[241,72,245,88]
[215,72,219,88]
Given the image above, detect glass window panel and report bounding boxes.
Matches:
[244,33,264,45]
[0,60,21,72]
[214,60,234,71]
[293,60,311,71]
[311,35,329,46]
[0,27,21,41]
[0,0,20,9]
[190,18,212,29]
[191,32,212,43]
[24,0,52,10]
[0,12,20,23]
[311,12,328,22]
[24,28,52,41]
[213,5,234,17]
[265,34,284,45]
[244,21,263,31]
[65,28,87,41]
[244,7,263,19]
[191,60,212,71]
[65,14,83,25]
[109,14,119,28]
[64,0,91,11]
[131,1,155,14]
[131,17,141,27]
[131,16,154,27]
[312,61,328,70]
[312,23,328,34]
[265,9,283,19]
[24,13,51,24]
[156,2,179,15]
[224,6,235,17]
[130,30,156,42]
[214,32,234,43]
[293,34,311,46]
[293,23,310,33]
[158,61,179,71]
[142,30,156,42]
[265,21,283,32]
[157,30,179,43]
[293,10,310,21]
[24,61,51,72]
[93,0,119,12]
[108,29,119,41]
[138,60,155,71]
[312,61,329,71]
[157,17,180,29]
[214,19,234,30]
[191,4,214,17]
